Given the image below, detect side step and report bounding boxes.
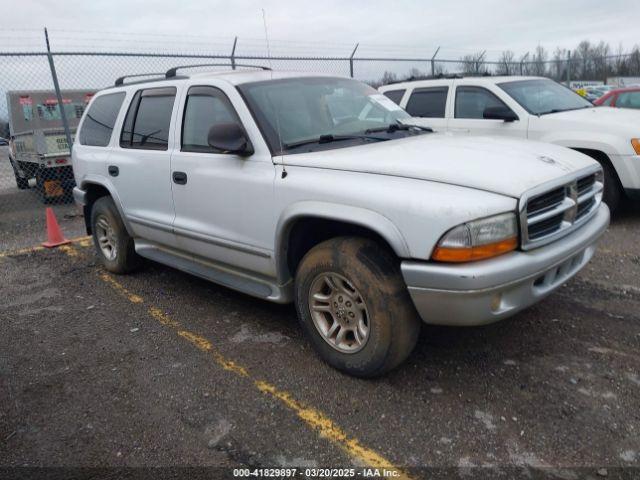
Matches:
[134,240,291,303]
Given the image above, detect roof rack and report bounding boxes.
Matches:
[384,73,464,86]
[165,63,271,78]
[114,73,166,86]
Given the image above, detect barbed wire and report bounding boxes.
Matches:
[5,28,637,63]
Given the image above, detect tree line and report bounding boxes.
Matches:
[376,40,640,86]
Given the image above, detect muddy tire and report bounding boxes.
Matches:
[601,162,621,213]
[10,159,29,190]
[294,237,421,378]
[90,196,140,274]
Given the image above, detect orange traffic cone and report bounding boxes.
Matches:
[42,207,71,248]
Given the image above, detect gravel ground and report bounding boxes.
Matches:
[0,150,85,252]
[0,198,639,479]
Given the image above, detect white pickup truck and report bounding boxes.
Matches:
[380,76,640,211]
[72,69,609,377]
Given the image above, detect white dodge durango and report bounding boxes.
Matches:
[72,68,609,376]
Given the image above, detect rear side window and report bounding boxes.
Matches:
[120,87,176,150]
[405,87,448,118]
[382,89,406,105]
[182,86,240,153]
[455,86,509,119]
[79,92,125,147]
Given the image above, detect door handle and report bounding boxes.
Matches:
[108,165,119,177]
[172,171,188,185]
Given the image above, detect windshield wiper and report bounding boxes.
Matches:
[283,133,387,150]
[365,122,433,134]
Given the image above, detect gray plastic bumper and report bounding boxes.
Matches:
[72,186,87,206]
[401,204,610,326]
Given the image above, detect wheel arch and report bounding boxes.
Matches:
[80,179,133,236]
[571,147,624,192]
[275,202,411,284]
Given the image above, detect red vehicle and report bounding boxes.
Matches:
[593,86,640,109]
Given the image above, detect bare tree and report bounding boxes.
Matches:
[405,67,425,80]
[532,45,548,76]
[614,43,627,76]
[552,47,568,80]
[496,50,516,75]
[459,51,487,76]
[629,45,640,75]
[592,41,610,80]
[370,39,638,87]
[575,40,592,79]
[519,52,531,75]
[380,71,398,86]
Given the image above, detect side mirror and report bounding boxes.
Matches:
[207,123,254,156]
[483,106,518,122]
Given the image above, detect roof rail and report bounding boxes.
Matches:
[384,73,464,86]
[114,73,166,86]
[165,63,271,78]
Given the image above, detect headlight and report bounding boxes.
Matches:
[432,212,518,262]
[632,139,640,155]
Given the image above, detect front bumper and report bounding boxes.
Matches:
[402,204,610,326]
[612,154,640,191]
[73,186,87,206]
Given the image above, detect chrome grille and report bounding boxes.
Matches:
[519,167,603,250]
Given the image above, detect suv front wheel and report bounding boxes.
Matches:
[90,196,141,274]
[294,237,421,377]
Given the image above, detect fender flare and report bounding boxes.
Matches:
[80,175,135,236]
[274,201,411,283]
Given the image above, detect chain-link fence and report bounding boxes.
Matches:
[0,49,357,250]
[2,32,639,250]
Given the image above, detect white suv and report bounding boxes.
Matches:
[380,76,640,211]
[72,68,609,377]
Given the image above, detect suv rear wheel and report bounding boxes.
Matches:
[90,196,140,274]
[294,237,421,377]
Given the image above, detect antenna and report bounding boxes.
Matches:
[262,8,287,179]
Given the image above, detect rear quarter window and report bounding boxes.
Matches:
[405,87,448,118]
[382,89,406,105]
[79,92,125,147]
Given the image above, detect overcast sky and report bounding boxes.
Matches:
[7,0,640,58]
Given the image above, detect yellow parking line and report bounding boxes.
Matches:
[0,235,91,259]
[54,245,410,477]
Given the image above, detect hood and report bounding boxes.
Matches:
[542,106,640,134]
[277,133,598,198]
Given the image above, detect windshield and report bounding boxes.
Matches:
[238,76,414,154]
[498,79,592,115]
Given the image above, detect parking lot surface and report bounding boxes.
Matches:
[0,150,85,252]
[1,206,639,478]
